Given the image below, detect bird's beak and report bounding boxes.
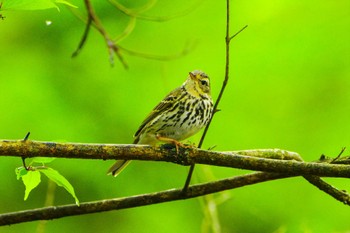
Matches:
[189,72,195,80]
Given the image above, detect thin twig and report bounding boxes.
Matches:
[198,23,247,148]
[73,0,128,68]
[71,10,92,57]
[182,0,248,192]
[182,164,195,194]
[109,0,204,22]
[109,0,156,16]
[229,25,248,41]
[118,42,194,61]
[331,147,346,163]
[23,132,30,141]
[71,0,197,66]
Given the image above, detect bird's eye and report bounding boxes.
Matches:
[200,80,208,86]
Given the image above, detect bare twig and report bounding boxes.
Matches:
[71,0,198,66]
[71,8,92,58]
[182,0,248,191]
[109,0,156,16]
[109,0,204,22]
[23,132,30,141]
[331,147,346,163]
[229,25,248,41]
[118,42,194,61]
[73,0,128,68]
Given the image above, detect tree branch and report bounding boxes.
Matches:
[0,172,293,226]
[1,171,348,226]
[234,148,350,204]
[1,139,350,226]
[1,140,350,177]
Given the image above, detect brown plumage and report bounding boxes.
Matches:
[107,70,213,177]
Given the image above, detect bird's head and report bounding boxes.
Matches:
[184,70,211,98]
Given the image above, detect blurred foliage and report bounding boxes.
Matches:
[1,0,350,232]
[1,0,76,11]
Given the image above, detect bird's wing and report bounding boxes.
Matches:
[133,87,183,143]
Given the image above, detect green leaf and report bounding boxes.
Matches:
[39,168,79,205]
[21,170,41,200]
[15,167,28,180]
[31,157,56,164]
[1,0,77,11]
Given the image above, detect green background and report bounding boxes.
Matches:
[1,0,350,232]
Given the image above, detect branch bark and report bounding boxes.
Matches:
[0,172,293,226]
[1,139,350,226]
[1,140,350,177]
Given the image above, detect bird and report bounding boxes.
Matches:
[107,70,213,177]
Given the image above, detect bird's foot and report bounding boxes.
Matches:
[156,135,192,153]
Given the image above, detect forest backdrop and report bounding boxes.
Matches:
[1,0,350,232]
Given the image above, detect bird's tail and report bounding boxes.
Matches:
[107,160,131,177]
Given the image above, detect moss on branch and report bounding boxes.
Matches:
[1,139,350,226]
[1,140,350,178]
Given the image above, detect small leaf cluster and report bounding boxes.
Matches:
[15,157,79,205]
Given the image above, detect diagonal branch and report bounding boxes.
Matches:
[0,172,295,226]
[235,148,350,204]
[1,171,348,226]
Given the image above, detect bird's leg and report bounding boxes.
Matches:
[156,135,191,153]
[156,135,181,152]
